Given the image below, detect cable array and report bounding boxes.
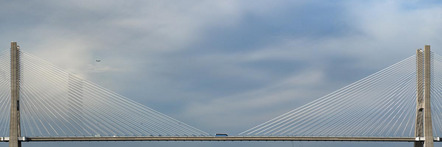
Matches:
[18,51,209,137]
[430,53,442,137]
[1,49,441,138]
[240,55,418,137]
[0,50,10,137]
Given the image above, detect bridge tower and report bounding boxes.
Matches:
[415,45,433,147]
[9,42,21,147]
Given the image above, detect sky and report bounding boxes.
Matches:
[2,0,442,147]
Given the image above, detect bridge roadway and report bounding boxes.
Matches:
[0,136,428,142]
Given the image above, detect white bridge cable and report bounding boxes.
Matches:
[241,56,415,136]
[279,72,414,137]
[3,49,442,138]
[245,58,410,136]
[430,53,442,137]
[20,60,202,136]
[19,51,209,137]
[0,50,10,137]
[240,55,417,137]
[18,51,209,137]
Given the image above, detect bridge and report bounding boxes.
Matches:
[0,42,440,147]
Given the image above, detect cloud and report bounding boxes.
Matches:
[149,0,442,136]
[2,0,442,146]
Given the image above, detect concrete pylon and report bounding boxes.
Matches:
[9,42,21,147]
[423,45,433,147]
[415,49,424,147]
[415,45,434,147]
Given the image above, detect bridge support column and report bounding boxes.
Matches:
[423,45,433,147]
[415,49,424,147]
[415,45,433,147]
[9,42,21,147]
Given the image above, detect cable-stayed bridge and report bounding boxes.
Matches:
[0,42,440,147]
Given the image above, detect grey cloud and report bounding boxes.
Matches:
[2,0,442,147]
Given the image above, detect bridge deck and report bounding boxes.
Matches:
[0,137,421,142]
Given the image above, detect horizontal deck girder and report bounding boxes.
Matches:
[0,136,422,142]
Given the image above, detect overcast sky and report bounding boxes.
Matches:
[2,0,442,147]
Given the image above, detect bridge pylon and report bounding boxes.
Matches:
[9,42,21,147]
[415,45,433,147]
